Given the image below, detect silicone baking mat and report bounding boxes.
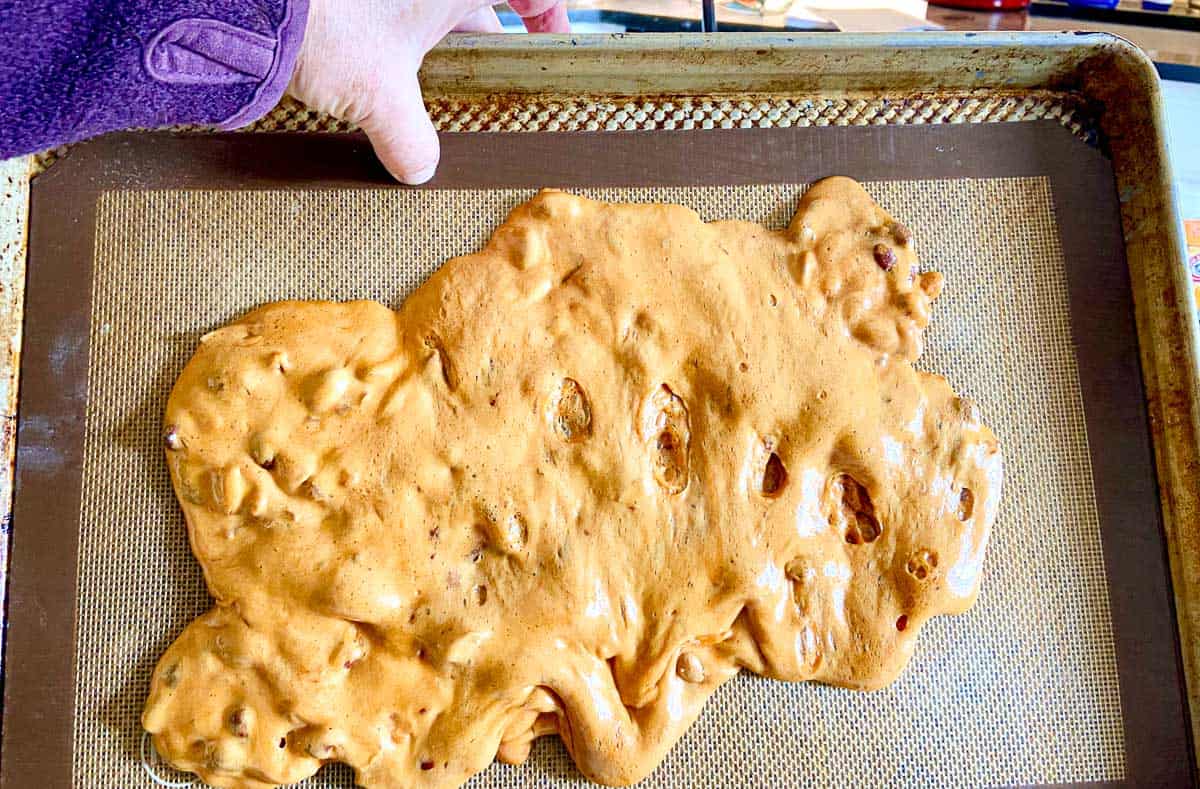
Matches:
[3,123,1192,786]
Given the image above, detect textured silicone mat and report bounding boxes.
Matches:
[28,91,1100,176]
[257,93,1098,136]
[78,179,1123,787]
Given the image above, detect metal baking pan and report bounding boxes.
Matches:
[0,32,1196,787]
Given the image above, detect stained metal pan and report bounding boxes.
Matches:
[0,32,1196,787]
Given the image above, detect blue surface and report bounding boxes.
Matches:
[1157,61,1200,84]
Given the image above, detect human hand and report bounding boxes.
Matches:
[288,1,568,184]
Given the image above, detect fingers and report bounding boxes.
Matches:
[357,67,440,185]
[453,6,504,33]
[508,0,561,15]
[509,0,570,32]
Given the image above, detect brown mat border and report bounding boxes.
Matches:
[1,122,1192,787]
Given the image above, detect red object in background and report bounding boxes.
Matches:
[929,0,1028,9]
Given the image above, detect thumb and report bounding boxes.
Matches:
[358,67,440,185]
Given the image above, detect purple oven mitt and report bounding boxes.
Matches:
[0,0,308,159]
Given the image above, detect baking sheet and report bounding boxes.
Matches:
[3,124,1191,786]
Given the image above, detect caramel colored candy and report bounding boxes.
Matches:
[145,179,1002,789]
